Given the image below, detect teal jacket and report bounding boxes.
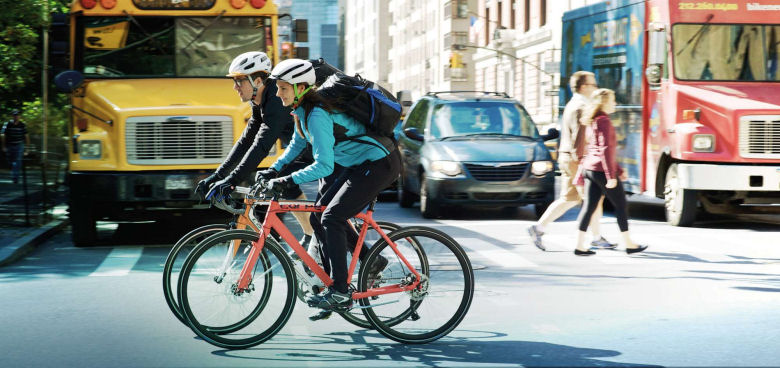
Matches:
[270,106,390,184]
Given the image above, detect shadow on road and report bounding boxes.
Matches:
[212,330,662,367]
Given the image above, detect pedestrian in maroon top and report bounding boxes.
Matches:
[573,89,647,256]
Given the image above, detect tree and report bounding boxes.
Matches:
[0,0,69,119]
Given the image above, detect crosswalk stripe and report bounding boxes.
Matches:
[457,237,537,268]
[89,248,144,277]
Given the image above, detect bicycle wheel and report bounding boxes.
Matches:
[163,223,229,326]
[358,226,474,344]
[338,220,404,329]
[178,229,296,349]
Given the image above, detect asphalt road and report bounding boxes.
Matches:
[1,194,779,367]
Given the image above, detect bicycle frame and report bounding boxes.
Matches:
[234,197,422,301]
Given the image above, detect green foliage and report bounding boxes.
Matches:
[0,0,70,132]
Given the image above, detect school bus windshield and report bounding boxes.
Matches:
[78,16,272,78]
[673,24,780,81]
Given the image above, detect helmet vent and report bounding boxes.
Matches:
[245,62,255,70]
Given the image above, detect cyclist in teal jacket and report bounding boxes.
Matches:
[263,59,400,313]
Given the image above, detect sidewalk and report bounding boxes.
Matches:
[0,165,69,267]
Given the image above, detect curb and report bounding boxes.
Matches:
[0,218,69,267]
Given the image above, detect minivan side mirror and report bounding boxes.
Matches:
[542,127,559,141]
[403,127,424,142]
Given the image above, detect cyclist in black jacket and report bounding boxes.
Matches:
[195,51,318,253]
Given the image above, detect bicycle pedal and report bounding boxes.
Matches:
[308,310,333,321]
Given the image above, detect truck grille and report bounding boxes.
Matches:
[126,116,234,165]
[739,115,780,159]
[463,162,528,181]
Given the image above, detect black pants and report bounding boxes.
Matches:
[309,149,401,293]
[577,170,630,232]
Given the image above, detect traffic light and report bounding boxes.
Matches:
[449,52,463,68]
[281,42,293,60]
[49,12,69,76]
[294,47,309,59]
[292,19,308,43]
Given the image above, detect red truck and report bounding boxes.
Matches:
[561,0,780,226]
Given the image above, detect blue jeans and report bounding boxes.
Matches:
[6,143,24,181]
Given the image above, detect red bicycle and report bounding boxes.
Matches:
[176,185,474,348]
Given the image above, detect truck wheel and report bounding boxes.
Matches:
[70,200,97,247]
[419,176,440,218]
[397,175,416,208]
[664,163,697,227]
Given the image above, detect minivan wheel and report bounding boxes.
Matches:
[397,175,416,208]
[419,176,440,218]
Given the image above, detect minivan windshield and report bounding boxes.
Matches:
[673,24,780,81]
[430,102,540,139]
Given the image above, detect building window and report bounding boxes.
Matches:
[540,0,546,26]
[484,6,490,46]
[511,1,516,29]
[497,0,503,27]
[445,0,468,19]
[524,0,530,32]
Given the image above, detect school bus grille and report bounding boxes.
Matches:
[125,116,234,165]
[739,115,780,159]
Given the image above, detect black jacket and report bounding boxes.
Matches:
[215,82,297,182]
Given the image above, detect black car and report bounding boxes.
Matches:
[396,91,558,218]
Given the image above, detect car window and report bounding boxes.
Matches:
[429,102,540,139]
[404,99,429,131]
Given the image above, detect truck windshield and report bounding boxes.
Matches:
[77,16,271,78]
[673,24,780,81]
[430,102,540,139]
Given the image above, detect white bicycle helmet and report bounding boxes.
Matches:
[270,59,316,86]
[226,51,272,77]
[270,59,316,106]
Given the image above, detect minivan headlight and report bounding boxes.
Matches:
[79,140,102,159]
[431,160,462,176]
[531,161,553,176]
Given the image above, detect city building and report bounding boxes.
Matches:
[385,0,478,98]
[343,0,391,86]
[470,0,601,126]
[280,0,342,69]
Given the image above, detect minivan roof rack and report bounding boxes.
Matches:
[426,91,511,98]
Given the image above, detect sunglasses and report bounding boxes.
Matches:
[233,77,247,87]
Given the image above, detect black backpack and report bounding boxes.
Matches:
[310,59,401,152]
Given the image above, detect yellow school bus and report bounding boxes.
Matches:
[62,0,283,246]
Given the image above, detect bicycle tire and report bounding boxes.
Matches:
[338,220,411,329]
[163,223,229,326]
[358,226,474,344]
[178,229,296,349]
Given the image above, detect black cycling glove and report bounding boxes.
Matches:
[255,168,279,184]
[195,172,222,198]
[206,176,236,201]
[266,175,295,196]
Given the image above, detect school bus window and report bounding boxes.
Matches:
[80,16,271,78]
[132,0,216,10]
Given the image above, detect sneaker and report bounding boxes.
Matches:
[527,225,545,251]
[308,309,333,321]
[306,287,353,311]
[366,255,388,282]
[590,237,618,250]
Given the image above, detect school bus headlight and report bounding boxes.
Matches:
[692,134,714,152]
[79,140,102,159]
[531,161,554,176]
